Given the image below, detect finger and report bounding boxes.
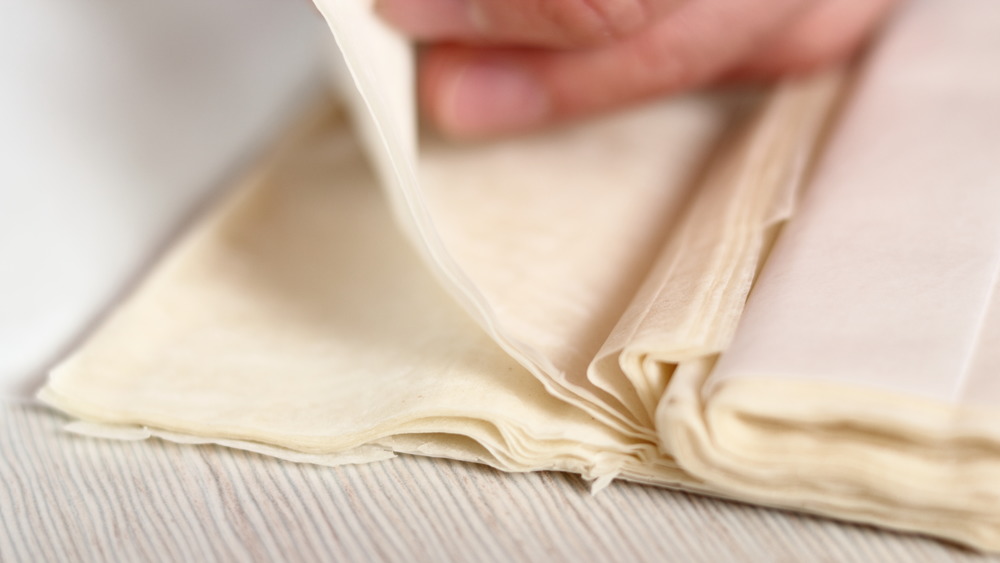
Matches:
[730,0,902,79]
[377,0,686,48]
[420,0,806,137]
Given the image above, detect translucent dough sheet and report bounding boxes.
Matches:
[38,0,1000,552]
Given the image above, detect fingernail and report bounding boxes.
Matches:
[441,61,550,136]
[376,0,478,38]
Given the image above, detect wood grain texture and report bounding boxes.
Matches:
[1,400,993,562]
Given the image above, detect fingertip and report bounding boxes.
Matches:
[421,49,552,138]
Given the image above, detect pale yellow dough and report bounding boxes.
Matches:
[40,0,1000,552]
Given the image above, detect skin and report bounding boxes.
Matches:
[375,0,902,138]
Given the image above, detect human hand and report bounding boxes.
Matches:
[377,0,900,138]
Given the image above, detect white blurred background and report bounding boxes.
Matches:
[0,1,330,395]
